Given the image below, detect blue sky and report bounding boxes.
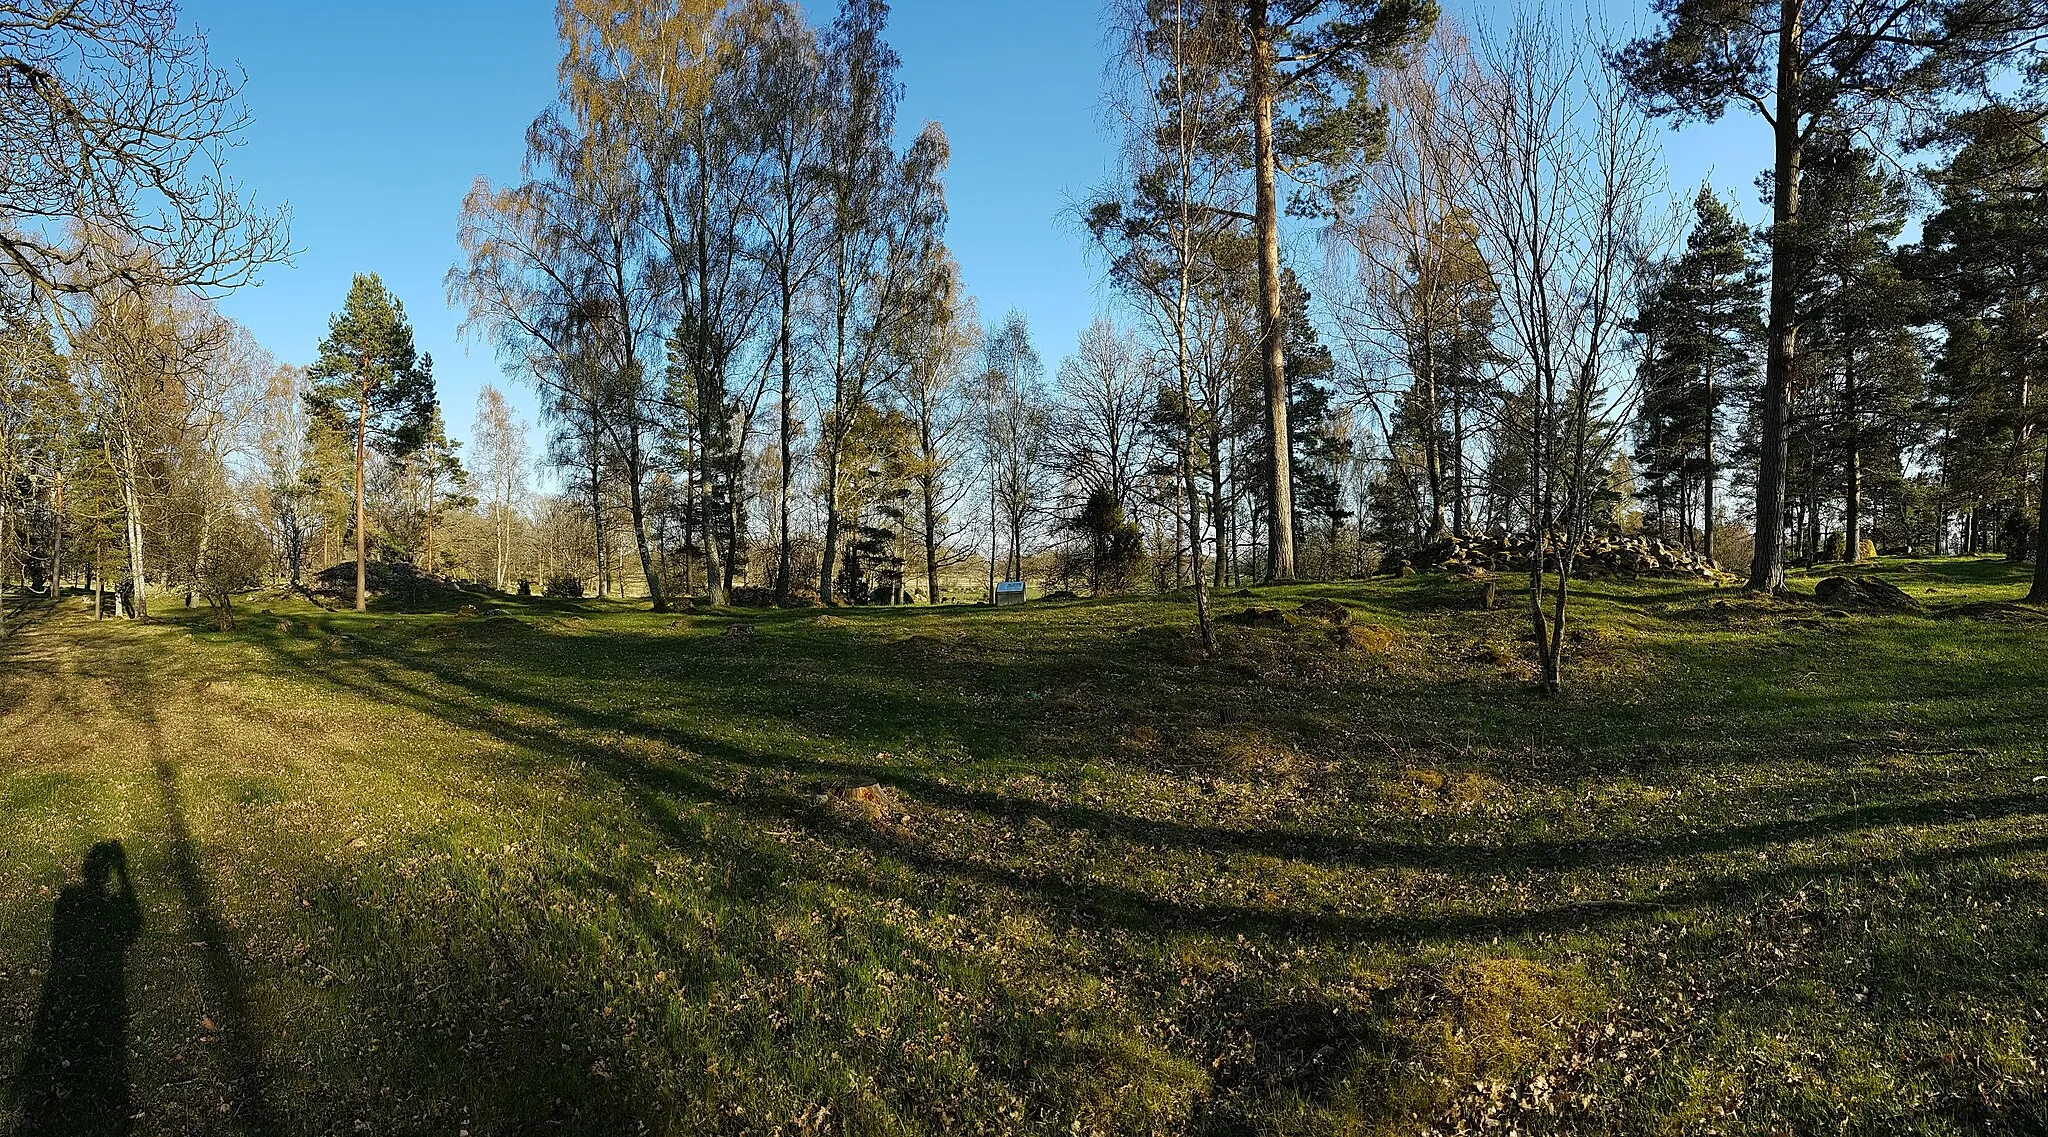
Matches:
[189,0,1769,454]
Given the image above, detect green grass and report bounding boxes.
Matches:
[0,556,2044,1134]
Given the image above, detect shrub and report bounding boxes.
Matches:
[543,574,585,598]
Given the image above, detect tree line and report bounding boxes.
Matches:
[3,0,2047,687]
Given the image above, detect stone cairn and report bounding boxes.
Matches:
[1380,531,1733,582]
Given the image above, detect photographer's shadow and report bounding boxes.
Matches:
[12,842,141,1137]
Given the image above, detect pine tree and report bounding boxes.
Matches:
[1618,0,2048,590]
[1787,145,1922,564]
[1912,106,2048,591]
[1631,187,1763,564]
[306,274,434,611]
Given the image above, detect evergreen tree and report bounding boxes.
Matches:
[1631,187,1763,564]
[1788,145,1922,563]
[306,274,434,611]
[1912,105,2048,590]
[1618,0,2048,590]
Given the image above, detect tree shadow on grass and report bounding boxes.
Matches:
[57,640,280,1137]
[211,605,2048,1130]
[239,628,2048,945]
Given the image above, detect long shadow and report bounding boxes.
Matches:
[10,842,141,1137]
[89,645,279,1137]
[151,758,277,1136]
[315,631,2048,882]
[243,630,2048,947]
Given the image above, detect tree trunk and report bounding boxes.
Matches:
[1703,361,1718,565]
[776,279,796,605]
[1450,378,1467,536]
[921,425,941,603]
[821,446,842,603]
[1748,0,1804,593]
[1421,334,1447,541]
[49,473,63,599]
[625,452,666,612]
[423,467,437,575]
[702,427,726,608]
[0,490,9,637]
[1209,431,1225,588]
[1844,357,1861,564]
[1248,0,1295,581]
[118,434,149,622]
[2030,434,2048,602]
[355,380,369,612]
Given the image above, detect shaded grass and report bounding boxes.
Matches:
[0,557,2043,1134]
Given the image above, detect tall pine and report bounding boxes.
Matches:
[307,274,434,611]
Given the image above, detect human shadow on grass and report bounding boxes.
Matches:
[11,842,140,1137]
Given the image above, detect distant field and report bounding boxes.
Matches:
[0,557,2043,1135]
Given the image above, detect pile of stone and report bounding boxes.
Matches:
[1814,574,1919,613]
[1381,532,1733,581]
[313,561,469,608]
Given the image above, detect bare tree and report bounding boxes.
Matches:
[1054,318,1154,510]
[1453,13,1669,693]
[0,0,288,302]
[977,312,1050,586]
[256,363,315,588]
[473,385,529,593]
[894,254,979,604]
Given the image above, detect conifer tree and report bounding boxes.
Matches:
[306,274,434,611]
[1631,188,1762,563]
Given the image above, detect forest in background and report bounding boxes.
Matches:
[2,0,2048,682]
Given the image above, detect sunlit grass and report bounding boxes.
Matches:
[0,555,2043,1134]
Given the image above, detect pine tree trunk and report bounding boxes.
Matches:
[2030,435,2048,602]
[1248,0,1295,581]
[1844,359,1861,563]
[1748,0,1804,592]
[1703,361,1718,565]
[355,379,369,612]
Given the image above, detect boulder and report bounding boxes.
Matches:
[1813,575,1920,613]
[1227,606,1293,630]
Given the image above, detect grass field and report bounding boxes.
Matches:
[0,556,2044,1135]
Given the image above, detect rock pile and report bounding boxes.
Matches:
[1814,575,1919,613]
[314,562,469,609]
[1381,532,1732,581]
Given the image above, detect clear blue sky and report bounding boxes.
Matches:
[189,0,1768,455]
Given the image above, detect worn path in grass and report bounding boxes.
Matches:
[0,557,2044,1134]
